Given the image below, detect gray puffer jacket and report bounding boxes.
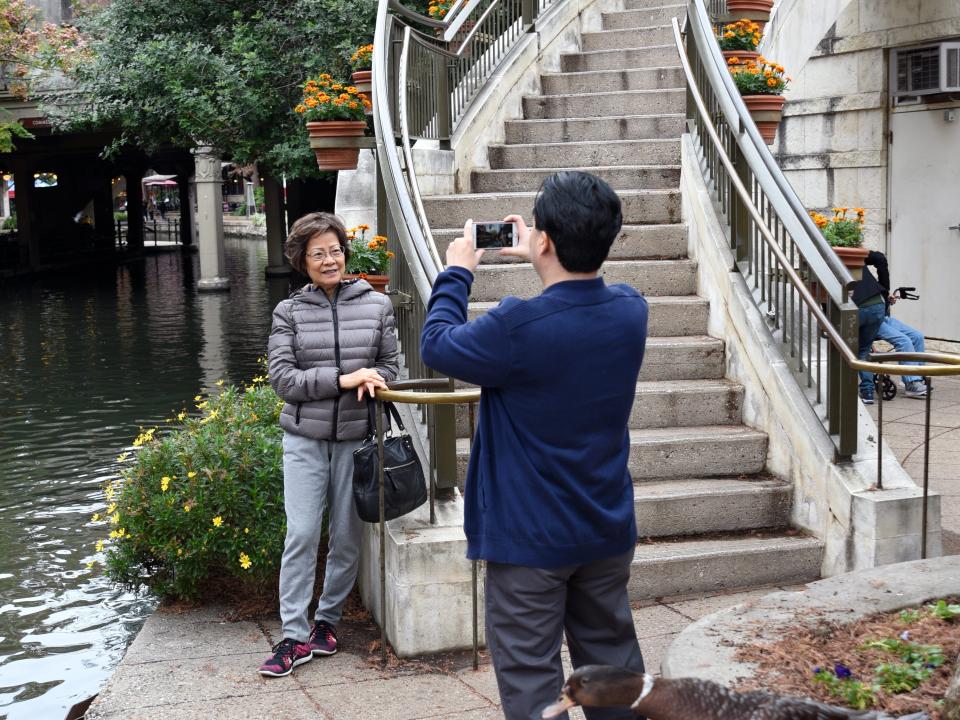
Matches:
[268,280,399,441]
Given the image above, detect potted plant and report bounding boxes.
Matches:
[428,0,453,20]
[810,207,869,280]
[296,73,371,171]
[343,224,394,293]
[724,0,774,29]
[729,56,790,144]
[349,43,373,110]
[717,19,762,66]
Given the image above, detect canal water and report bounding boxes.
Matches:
[0,238,293,719]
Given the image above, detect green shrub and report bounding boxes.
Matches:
[2,214,15,230]
[98,374,287,601]
[114,211,127,222]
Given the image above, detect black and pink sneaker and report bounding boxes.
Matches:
[258,638,312,677]
[307,620,338,656]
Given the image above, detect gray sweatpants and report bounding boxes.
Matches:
[485,550,644,720]
[279,431,363,642]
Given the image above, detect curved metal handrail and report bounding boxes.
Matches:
[686,0,852,302]
[672,17,960,379]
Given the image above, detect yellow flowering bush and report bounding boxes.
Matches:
[345,224,394,275]
[810,207,866,248]
[96,372,287,600]
[717,19,762,52]
[728,56,791,95]
[349,43,373,71]
[294,73,370,122]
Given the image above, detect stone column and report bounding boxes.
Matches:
[11,161,37,271]
[263,172,290,276]
[1,176,10,218]
[191,146,229,291]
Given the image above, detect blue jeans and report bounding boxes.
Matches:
[877,315,925,384]
[858,302,886,394]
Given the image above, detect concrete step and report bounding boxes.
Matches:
[628,425,767,480]
[504,114,685,144]
[634,477,791,537]
[630,378,742,428]
[581,25,673,52]
[433,223,688,264]
[488,139,679,169]
[523,89,685,119]
[466,295,706,336]
[468,260,696,301]
[561,46,680,73]
[422,190,681,227]
[638,335,726,381]
[628,534,823,600]
[602,5,686,31]
[455,424,766,485]
[541,66,684,95]
[471,165,681,193]
[624,0,686,9]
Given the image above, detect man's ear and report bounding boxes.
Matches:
[537,230,553,257]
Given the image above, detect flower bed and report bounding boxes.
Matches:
[734,599,960,717]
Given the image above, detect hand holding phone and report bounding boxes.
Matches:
[445,219,486,272]
[472,221,518,249]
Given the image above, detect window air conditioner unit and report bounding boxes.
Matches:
[891,42,960,102]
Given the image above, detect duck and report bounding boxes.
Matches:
[541,665,929,720]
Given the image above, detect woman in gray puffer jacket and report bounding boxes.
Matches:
[260,212,398,678]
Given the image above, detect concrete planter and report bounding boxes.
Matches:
[344,273,388,293]
[742,94,785,144]
[306,120,367,171]
[723,0,773,28]
[832,245,869,281]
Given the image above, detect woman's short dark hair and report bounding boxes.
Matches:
[532,171,622,273]
[284,212,351,274]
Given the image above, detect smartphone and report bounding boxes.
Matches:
[472,221,518,249]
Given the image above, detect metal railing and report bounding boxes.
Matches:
[115,218,182,248]
[674,0,960,463]
[372,0,555,490]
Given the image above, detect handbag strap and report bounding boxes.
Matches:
[365,398,405,437]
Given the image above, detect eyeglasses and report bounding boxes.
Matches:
[306,247,344,262]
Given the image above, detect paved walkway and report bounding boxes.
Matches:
[866,374,960,554]
[85,583,803,720]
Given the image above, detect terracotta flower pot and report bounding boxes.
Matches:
[741,94,785,144]
[306,120,368,171]
[724,0,773,28]
[351,70,373,116]
[343,273,389,293]
[722,50,760,68]
[832,246,869,281]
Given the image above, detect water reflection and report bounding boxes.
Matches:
[0,238,290,719]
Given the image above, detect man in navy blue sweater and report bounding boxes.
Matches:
[421,172,648,720]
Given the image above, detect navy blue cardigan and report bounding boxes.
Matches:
[421,266,648,568]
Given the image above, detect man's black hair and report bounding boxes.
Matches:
[532,171,623,273]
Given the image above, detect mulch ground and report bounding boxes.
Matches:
[733,600,960,718]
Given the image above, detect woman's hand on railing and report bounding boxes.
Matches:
[499,214,532,262]
[445,219,486,272]
[340,368,389,401]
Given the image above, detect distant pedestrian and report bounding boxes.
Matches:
[260,212,398,678]
[421,171,648,720]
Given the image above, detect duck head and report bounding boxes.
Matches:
[542,665,654,718]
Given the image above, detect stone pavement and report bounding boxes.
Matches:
[86,583,805,720]
[866,374,960,554]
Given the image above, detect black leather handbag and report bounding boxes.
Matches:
[352,400,428,523]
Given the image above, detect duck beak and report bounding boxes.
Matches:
[541,689,577,718]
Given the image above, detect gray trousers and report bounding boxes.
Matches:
[485,550,644,720]
[279,432,363,642]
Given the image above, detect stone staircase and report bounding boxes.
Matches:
[423,0,823,600]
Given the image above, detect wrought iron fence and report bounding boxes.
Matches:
[674,0,960,465]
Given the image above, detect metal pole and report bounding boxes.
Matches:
[922,377,932,559]
[876,367,883,490]
[377,400,388,666]
[469,400,478,670]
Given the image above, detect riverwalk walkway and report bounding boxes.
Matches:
[86,377,960,720]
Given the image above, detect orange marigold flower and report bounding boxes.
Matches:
[304,96,318,107]
[332,83,343,91]
[727,57,740,65]
[368,240,378,249]
[357,224,370,231]
[319,73,332,81]
[295,104,307,113]
[386,251,395,259]
[766,77,778,87]
[333,98,345,106]
[348,101,359,110]
[346,86,358,94]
